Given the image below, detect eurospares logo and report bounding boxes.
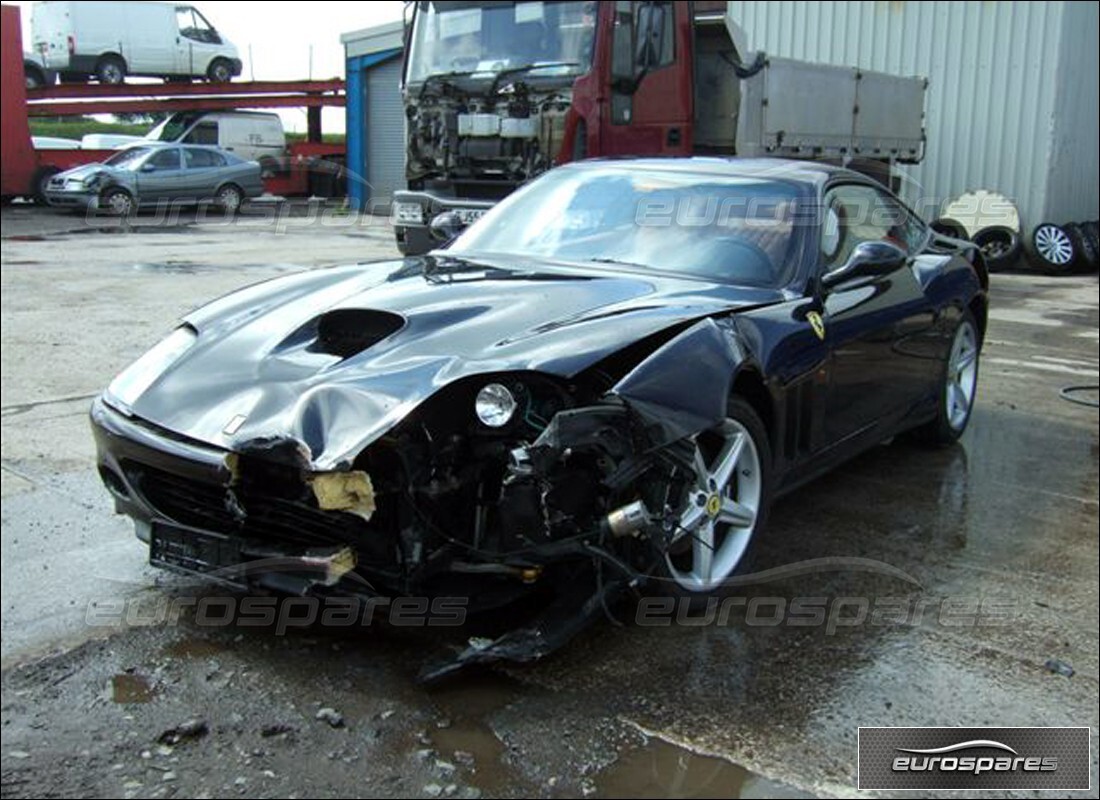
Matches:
[858,727,1090,790]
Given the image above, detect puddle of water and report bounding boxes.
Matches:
[423,673,527,796]
[594,738,803,799]
[111,672,156,704]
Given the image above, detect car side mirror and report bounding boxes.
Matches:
[429,211,466,245]
[821,240,907,289]
[140,163,157,172]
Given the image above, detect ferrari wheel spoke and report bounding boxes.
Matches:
[719,496,755,529]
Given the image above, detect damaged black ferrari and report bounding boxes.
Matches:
[92,158,987,677]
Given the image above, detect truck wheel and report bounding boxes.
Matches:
[1025,222,1076,275]
[31,166,60,205]
[95,55,127,85]
[101,187,134,217]
[1066,222,1098,273]
[971,226,1021,272]
[206,59,233,83]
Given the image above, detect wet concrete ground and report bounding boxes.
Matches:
[2,206,1098,798]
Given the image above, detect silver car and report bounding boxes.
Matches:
[44,143,264,215]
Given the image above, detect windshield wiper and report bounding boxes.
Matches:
[417,69,477,99]
[587,257,650,270]
[488,62,579,95]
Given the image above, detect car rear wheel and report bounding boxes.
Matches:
[916,311,979,445]
[95,55,126,85]
[101,187,134,217]
[216,184,244,214]
[659,398,772,595]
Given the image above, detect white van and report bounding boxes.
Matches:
[31,1,241,84]
[142,111,287,167]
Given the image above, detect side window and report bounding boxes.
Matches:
[182,122,219,146]
[146,149,181,171]
[821,184,923,271]
[177,6,218,44]
[184,148,224,168]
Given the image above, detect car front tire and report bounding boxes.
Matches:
[100,187,134,217]
[656,397,773,597]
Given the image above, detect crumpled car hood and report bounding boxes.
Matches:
[128,257,779,470]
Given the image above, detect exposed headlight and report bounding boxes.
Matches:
[106,325,197,412]
[475,383,517,428]
[393,201,424,225]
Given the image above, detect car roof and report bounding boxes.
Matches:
[565,156,860,189]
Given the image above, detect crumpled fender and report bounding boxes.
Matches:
[608,317,748,445]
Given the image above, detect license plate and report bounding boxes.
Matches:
[150,522,243,579]
[454,207,487,225]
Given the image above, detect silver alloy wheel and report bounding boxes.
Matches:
[667,418,762,592]
[946,321,979,431]
[218,186,242,212]
[1033,224,1074,266]
[105,190,133,216]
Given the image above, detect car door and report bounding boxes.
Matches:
[817,182,938,449]
[135,147,184,205]
[181,147,225,202]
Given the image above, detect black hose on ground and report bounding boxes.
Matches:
[1059,385,1100,409]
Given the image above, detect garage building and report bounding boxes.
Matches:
[341,20,404,212]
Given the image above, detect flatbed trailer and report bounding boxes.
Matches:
[2,4,346,203]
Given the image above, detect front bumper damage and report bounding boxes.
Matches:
[92,318,747,679]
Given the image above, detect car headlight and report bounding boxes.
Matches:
[393,201,424,225]
[106,325,197,412]
[475,382,517,428]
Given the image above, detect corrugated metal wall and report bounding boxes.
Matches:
[1046,1,1100,222]
[366,57,406,208]
[730,1,1098,226]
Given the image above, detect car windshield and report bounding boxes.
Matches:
[406,1,597,85]
[449,165,805,287]
[104,147,153,169]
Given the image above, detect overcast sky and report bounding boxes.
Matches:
[15,1,407,132]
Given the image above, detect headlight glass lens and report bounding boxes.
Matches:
[106,326,197,411]
[475,382,517,428]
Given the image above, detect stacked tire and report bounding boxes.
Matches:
[1024,220,1099,274]
[972,226,1022,272]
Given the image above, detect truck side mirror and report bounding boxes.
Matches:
[634,3,665,71]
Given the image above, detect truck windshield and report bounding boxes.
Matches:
[449,165,806,288]
[406,1,597,85]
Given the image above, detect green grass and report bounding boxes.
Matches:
[29,117,152,140]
